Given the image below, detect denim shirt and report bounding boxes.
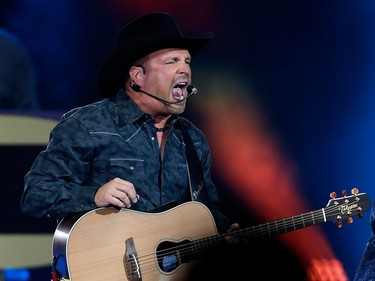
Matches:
[20,89,230,232]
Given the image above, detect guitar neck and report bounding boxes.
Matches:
[190,191,370,260]
[193,208,326,254]
[240,208,326,239]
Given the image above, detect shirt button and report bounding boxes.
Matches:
[151,137,155,141]
[129,166,134,170]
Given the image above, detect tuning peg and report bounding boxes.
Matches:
[337,221,343,228]
[330,192,337,199]
[346,217,353,224]
[358,213,363,219]
[331,188,359,199]
[351,187,359,195]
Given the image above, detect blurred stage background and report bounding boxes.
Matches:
[1,0,375,280]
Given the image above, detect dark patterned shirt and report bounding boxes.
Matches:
[21,89,230,232]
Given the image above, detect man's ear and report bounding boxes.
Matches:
[129,65,144,86]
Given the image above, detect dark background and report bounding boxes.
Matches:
[1,0,375,280]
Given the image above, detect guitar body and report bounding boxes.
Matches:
[53,201,217,281]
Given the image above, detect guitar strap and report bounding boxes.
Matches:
[178,119,208,203]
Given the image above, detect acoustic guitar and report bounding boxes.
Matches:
[52,189,369,281]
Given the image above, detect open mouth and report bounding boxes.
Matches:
[172,82,187,101]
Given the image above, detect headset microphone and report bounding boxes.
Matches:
[187,85,198,96]
[131,84,198,105]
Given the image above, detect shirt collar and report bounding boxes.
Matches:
[112,88,180,126]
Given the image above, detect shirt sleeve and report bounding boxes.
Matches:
[20,113,97,219]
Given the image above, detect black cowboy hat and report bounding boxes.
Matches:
[97,12,214,97]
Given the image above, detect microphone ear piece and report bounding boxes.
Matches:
[131,84,141,92]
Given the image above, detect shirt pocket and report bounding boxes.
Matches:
[109,157,146,182]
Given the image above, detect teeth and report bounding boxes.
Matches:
[175,82,187,88]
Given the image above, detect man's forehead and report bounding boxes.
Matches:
[146,48,190,61]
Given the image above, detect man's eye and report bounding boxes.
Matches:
[164,59,176,64]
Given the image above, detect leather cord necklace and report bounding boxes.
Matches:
[154,124,170,132]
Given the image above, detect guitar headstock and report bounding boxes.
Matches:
[326,188,370,228]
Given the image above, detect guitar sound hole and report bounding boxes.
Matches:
[157,239,191,272]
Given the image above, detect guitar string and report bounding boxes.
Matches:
[132,202,358,272]
[126,200,361,275]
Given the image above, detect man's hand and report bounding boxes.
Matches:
[94,177,139,208]
[225,223,240,245]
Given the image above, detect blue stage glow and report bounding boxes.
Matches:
[3,268,30,281]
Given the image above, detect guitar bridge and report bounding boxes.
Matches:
[124,237,142,281]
